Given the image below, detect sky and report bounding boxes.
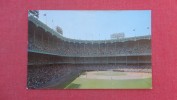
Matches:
[38,10,151,40]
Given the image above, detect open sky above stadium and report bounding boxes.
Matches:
[38,10,151,40]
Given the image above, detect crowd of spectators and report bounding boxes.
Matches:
[28,53,151,65]
[27,64,77,89]
[28,35,151,57]
[76,64,151,73]
[28,64,151,89]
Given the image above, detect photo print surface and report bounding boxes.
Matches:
[27,10,152,89]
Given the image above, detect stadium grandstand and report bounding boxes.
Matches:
[27,15,151,89]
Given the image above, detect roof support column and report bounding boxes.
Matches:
[33,29,35,44]
[126,56,127,66]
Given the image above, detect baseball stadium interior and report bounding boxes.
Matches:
[27,15,152,89]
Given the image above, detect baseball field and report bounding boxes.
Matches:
[52,71,152,89]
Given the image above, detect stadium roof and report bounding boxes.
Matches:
[28,16,151,44]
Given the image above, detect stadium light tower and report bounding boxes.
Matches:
[28,10,39,18]
[56,26,63,35]
[133,28,136,41]
[147,27,151,39]
[147,27,150,35]
[43,13,47,25]
[111,33,125,39]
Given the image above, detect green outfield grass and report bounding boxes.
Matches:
[64,77,152,89]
